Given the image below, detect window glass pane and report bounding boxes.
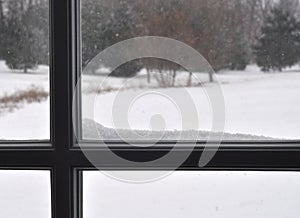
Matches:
[0,170,51,218]
[0,0,49,140]
[83,171,300,218]
[80,0,300,141]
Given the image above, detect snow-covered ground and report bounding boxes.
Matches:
[0,61,50,140]
[82,65,300,140]
[0,61,49,95]
[0,61,300,140]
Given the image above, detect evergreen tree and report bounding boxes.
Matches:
[81,0,143,77]
[253,6,300,72]
[26,0,49,66]
[3,0,48,73]
[0,0,5,60]
[3,0,28,71]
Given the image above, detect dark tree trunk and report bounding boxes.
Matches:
[209,71,214,83]
[187,72,192,86]
[172,70,176,87]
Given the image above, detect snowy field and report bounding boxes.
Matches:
[0,61,50,139]
[82,65,300,140]
[0,61,300,140]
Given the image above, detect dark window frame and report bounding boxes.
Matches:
[0,1,299,218]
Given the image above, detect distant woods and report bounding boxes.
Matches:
[0,0,300,76]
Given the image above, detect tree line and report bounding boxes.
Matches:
[0,0,299,78]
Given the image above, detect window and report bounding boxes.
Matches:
[0,170,51,218]
[80,0,300,142]
[0,0,50,140]
[0,1,299,218]
[83,171,300,218]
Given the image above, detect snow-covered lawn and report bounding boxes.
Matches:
[0,61,50,140]
[0,61,49,95]
[0,61,299,140]
[83,65,300,140]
